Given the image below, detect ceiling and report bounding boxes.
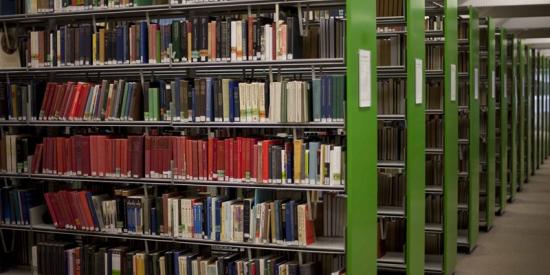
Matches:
[458,0,550,56]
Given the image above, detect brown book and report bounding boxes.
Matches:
[129,83,142,121]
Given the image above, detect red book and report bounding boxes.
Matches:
[68,83,82,120]
[71,191,88,230]
[252,144,258,181]
[225,139,232,180]
[262,140,272,183]
[58,84,72,120]
[31,144,43,174]
[233,138,239,181]
[43,193,60,228]
[173,137,180,178]
[79,191,95,231]
[50,84,66,119]
[207,137,215,180]
[114,139,121,177]
[60,191,79,229]
[38,83,54,119]
[192,140,198,179]
[97,136,107,177]
[121,139,128,177]
[70,137,77,175]
[216,140,224,181]
[151,137,158,177]
[186,139,193,179]
[48,192,65,228]
[129,136,144,178]
[248,17,254,59]
[197,140,203,180]
[65,138,72,175]
[201,140,207,180]
[236,137,243,181]
[89,136,97,176]
[76,84,91,119]
[144,136,151,177]
[61,83,75,119]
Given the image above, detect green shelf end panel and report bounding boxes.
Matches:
[519,40,526,189]
[525,44,532,181]
[511,37,518,200]
[406,0,426,274]
[443,0,458,274]
[468,7,480,250]
[345,0,378,274]
[498,29,508,213]
[486,18,496,229]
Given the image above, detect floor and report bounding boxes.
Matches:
[455,161,550,275]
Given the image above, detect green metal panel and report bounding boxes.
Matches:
[534,51,539,170]
[443,0,458,273]
[345,0,378,274]
[468,7,480,249]
[510,37,518,200]
[486,19,496,229]
[406,0,426,274]
[499,29,508,213]
[526,47,532,178]
[519,41,526,188]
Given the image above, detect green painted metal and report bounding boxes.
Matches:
[406,0,426,274]
[345,0,378,274]
[510,37,518,200]
[499,29,508,213]
[534,51,539,170]
[468,7,480,249]
[486,19,496,229]
[443,0,458,273]
[526,47,532,179]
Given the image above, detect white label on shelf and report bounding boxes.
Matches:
[491,70,497,99]
[451,64,457,102]
[475,68,479,100]
[359,49,371,108]
[415,58,423,104]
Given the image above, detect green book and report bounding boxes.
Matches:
[120,83,129,120]
[312,79,321,122]
[135,0,153,6]
[156,30,162,64]
[171,21,181,61]
[148,88,154,121]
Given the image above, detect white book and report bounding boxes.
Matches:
[258,83,266,122]
[236,20,243,61]
[330,146,341,185]
[231,21,237,61]
[238,83,246,122]
[172,198,180,237]
[32,246,38,275]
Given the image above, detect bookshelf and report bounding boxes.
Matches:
[456,6,479,253]
[424,0,458,273]
[505,34,517,202]
[477,17,495,232]
[0,0,380,274]
[375,0,427,273]
[495,27,508,215]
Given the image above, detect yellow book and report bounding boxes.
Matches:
[293,139,303,183]
[99,29,105,65]
[92,33,97,65]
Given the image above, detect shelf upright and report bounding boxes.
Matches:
[533,49,539,171]
[375,0,426,273]
[525,45,533,179]
[457,6,480,253]
[518,40,526,189]
[346,0,379,273]
[478,18,495,231]
[507,35,518,202]
[424,0,458,273]
[495,28,508,215]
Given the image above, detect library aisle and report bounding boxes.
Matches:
[455,162,550,274]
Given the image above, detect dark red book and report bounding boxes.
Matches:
[129,136,144,178]
[262,140,272,183]
[216,139,224,181]
[144,136,151,177]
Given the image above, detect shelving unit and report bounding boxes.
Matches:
[375,0,427,273]
[424,0,458,273]
[505,34,518,202]
[518,39,526,191]
[495,27,508,215]
[0,0,381,274]
[478,18,495,232]
[457,6,480,253]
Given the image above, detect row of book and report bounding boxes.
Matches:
[1,75,346,123]
[426,115,443,148]
[427,80,443,110]
[0,135,36,173]
[25,0,185,14]
[0,187,42,225]
[42,188,323,247]
[426,155,443,187]
[376,0,404,17]
[378,122,405,162]
[378,172,404,208]
[378,79,405,115]
[34,241,344,275]
[28,134,346,186]
[425,194,442,224]
[24,13,344,67]
[425,15,444,32]
[378,218,405,256]
[426,44,443,71]
[377,36,403,67]
[426,233,443,255]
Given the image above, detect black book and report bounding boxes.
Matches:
[0,83,7,119]
[200,16,208,62]
[216,17,222,61]
[214,79,223,121]
[192,17,200,62]
[180,20,187,62]
[164,251,173,275]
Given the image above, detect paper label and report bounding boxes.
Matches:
[359,49,371,108]
[474,68,479,100]
[451,64,457,102]
[416,59,423,104]
[491,70,497,99]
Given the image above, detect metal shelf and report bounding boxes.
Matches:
[0,0,344,23]
[0,224,344,254]
[426,185,443,194]
[376,16,406,25]
[426,148,444,155]
[378,252,406,271]
[426,109,444,115]
[377,206,405,218]
[425,223,443,233]
[0,173,346,192]
[377,161,406,169]
[1,120,345,129]
[377,114,406,121]
[0,59,345,75]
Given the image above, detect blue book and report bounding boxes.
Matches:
[124,83,133,119]
[284,201,291,242]
[0,0,15,15]
[19,191,30,224]
[308,142,320,184]
[232,82,240,121]
[116,27,123,63]
[123,24,129,63]
[9,191,20,223]
[6,85,12,119]
[140,22,149,63]
[288,200,296,242]
[150,207,157,235]
[86,192,100,230]
[173,250,183,275]
[206,197,212,240]
[214,197,224,241]
[312,79,322,122]
[206,78,213,121]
